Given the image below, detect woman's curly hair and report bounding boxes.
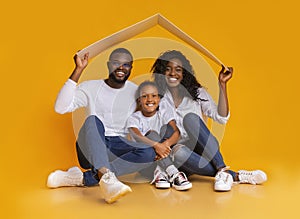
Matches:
[151,50,204,101]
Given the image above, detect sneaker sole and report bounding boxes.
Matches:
[155,182,171,189]
[214,185,231,192]
[172,183,192,191]
[105,187,132,204]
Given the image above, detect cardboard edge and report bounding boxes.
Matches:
[157,14,227,68]
[76,13,228,69]
[77,14,159,59]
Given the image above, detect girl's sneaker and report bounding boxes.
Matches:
[170,172,192,191]
[150,166,170,189]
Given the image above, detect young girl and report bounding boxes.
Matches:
[151,50,267,192]
[126,81,192,191]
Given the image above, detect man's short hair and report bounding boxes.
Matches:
[109,48,133,61]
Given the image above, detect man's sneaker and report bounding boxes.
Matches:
[214,167,233,192]
[99,171,132,204]
[170,172,192,191]
[47,166,83,188]
[238,170,267,184]
[150,166,170,189]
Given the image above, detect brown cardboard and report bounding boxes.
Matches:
[77,13,228,69]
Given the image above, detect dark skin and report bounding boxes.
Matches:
[68,51,134,178]
[105,52,133,89]
[218,65,233,117]
[69,53,89,83]
[70,52,133,88]
[129,120,179,160]
[165,61,237,180]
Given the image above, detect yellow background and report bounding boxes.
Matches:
[1,0,300,218]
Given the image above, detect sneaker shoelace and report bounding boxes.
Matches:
[102,170,118,184]
[157,173,168,182]
[150,170,168,184]
[238,170,256,184]
[173,172,188,185]
[215,166,231,182]
[62,175,82,185]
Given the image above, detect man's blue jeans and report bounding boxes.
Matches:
[76,116,156,186]
[173,113,236,178]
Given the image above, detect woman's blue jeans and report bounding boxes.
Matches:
[76,116,156,186]
[173,113,235,178]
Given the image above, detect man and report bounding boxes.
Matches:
[47,48,157,203]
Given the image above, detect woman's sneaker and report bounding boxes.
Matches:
[237,170,267,184]
[214,167,233,192]
[170,172,192,191]
[47,166,83,188]
[150,166,170,189]
[99,170,132,204]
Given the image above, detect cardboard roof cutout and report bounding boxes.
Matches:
[77,13,228,70]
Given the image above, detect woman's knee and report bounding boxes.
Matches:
[183,113,208,134]
[183,113,200,127]
[171,144,191,162]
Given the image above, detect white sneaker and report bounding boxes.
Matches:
[170,172,192,191]
[99,171,132,204]
[150,166,170,189]
[238,170,267,184]
[214,167,233,192]
[47,166,83,188]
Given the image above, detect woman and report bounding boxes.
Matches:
[151,50,267,191]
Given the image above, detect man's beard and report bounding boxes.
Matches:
[109,72,130,84]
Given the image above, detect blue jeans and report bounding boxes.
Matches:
[145,124,174,169]
[173,113,236,178]
[76,116,156,186]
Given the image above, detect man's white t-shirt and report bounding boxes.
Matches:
[55,79,137,137]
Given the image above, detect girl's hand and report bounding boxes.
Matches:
[153,142,171,159]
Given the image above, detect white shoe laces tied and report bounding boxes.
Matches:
[238,170,255,184]
[215,166,231,181]
[102,170,118,184]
